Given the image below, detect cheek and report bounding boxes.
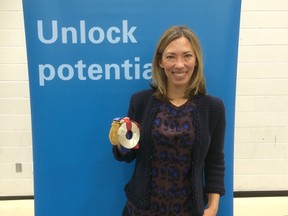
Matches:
[161,62,173,71]
[189,60,197,70]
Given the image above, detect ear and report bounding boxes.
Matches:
[159,60,164,68]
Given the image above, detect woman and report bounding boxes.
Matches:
[112,26,226,216]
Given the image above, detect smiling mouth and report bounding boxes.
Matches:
[173,72,186,78]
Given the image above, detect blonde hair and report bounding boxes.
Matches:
[151,26,206,100]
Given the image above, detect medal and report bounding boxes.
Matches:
[109,117,140,149]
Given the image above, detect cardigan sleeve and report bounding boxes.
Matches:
[112,145,136,162]
[204,100,226,196]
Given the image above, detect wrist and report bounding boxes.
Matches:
[207,205,218,213]
[207,193,220,211]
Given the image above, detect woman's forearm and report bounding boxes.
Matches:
[204,193,220,216]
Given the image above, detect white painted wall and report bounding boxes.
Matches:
[235,0,288,191]
[0,0,33,196]
[0,0,287,196]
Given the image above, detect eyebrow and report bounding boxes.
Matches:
[164,50,194,55]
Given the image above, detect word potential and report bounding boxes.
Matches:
[39,58,152,86]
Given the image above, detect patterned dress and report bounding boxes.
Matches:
[125,99,196,216]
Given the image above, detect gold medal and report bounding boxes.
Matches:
[109,120,121,145]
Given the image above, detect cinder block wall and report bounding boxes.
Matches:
[0,0,288,196]
[235,0,288,191]
[0,1,33,196]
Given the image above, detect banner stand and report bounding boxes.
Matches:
[22,1,241,215]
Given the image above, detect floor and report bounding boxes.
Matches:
[0,197,288,216]
[234,197,288,216]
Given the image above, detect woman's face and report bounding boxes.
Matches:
[159,36,197,92]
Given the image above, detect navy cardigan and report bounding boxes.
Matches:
[113,89,226,216]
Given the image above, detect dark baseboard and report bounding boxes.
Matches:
[1,192,287,200]
[234,191,288,198]
[0,196,34,201]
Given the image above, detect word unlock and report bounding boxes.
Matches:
[37,20,137,44]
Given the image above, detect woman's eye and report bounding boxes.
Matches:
[166,55,174,59]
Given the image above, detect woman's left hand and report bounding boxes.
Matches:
[203,207,217,216]
[203,193,220,216]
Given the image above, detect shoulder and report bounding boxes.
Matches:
[199,94,224,110]
[128,89,156,122]
[130,89,155,104]
[196,94,225,121]
[131,89,155,99]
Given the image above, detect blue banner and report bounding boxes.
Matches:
[22,0,241,215]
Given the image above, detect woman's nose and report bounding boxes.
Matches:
[174,57,185,68]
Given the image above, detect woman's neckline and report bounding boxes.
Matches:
[168,98,189,108]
